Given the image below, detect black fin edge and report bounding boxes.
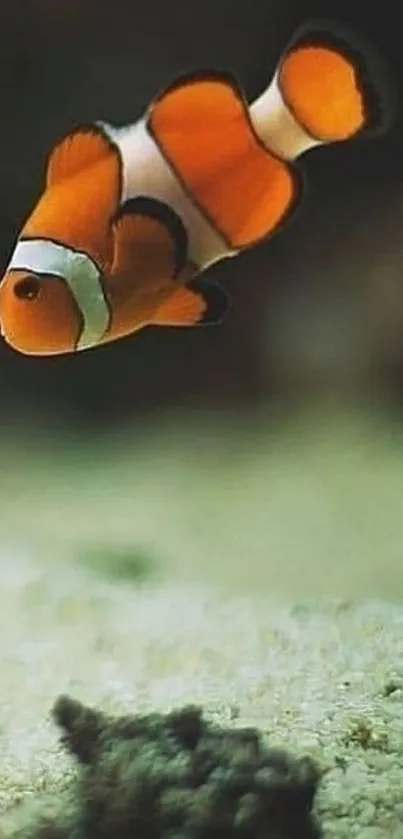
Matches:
[113,196,188,278]
[188,278,231,326]
[148,67,244,110]
[281,19,396,138]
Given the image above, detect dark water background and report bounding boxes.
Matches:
[0,0,402,432]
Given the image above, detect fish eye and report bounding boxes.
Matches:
[14,276,41,301]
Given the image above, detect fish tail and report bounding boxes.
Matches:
[250,20,395,160]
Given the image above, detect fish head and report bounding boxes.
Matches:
[0,268,82,356]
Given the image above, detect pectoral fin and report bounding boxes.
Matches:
[152,278,230,327]
[111,197,188,282]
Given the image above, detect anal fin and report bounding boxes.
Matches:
[152,278,230,327]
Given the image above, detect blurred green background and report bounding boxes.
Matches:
[1,0,403,602]
[2,402,403,602]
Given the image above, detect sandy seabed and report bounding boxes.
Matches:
[0,554,402,838]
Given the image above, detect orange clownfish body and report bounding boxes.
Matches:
[0,21,392,356]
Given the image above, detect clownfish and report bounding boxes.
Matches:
[0,20,392,356]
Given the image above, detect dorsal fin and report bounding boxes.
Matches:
[147,70,301,250]
[46,125,117,187]
[21,123,122,272]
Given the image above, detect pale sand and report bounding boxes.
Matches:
[0,555,403,838]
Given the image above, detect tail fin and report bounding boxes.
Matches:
[250,20,395,159]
